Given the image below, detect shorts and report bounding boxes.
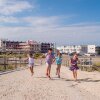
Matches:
[46,63,51,67]
[28,63,34,67]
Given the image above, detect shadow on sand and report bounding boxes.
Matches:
[0,69,25,76]
[35,77,100,83]
[77,78,100,82]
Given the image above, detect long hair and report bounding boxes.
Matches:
[57,52,62,58]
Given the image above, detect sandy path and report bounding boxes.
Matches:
[0,65,100,100]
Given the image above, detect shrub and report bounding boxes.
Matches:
[34,53,43,59]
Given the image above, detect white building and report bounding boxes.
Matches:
[57,45,96,54]
[87,45,96,54]
[57,45,82,54]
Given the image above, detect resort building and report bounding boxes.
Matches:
[0,39,41,53]
[96,46,100,55]
[87,45,96,54]
[19,40,41,53]
[0,39,20,52]
[57,45,82,54]
[57,45,96,54]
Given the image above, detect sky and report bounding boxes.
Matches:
[0,0,100,46]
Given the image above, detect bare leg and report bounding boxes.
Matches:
[74,70,77,81]
[56,66,59,75]
[73,71,76,80]
[31,66,34,76]
[46,67,49,76]
[57,65,61,78]
[29,67,33,76]
[48,66,51,79]
[46,64,51,79]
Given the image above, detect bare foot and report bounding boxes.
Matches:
[74,79,77,82]
[31,72,34,76]
[48,76,51,80]
[58,75,60,78]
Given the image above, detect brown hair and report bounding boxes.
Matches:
[29,53,33,57]
[48,48,53,51]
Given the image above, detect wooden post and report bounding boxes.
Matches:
[19,57,21,67]
[4,40,7,70]
[15,57,17,69]
[4,56,6,70]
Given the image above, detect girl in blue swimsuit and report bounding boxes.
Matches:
[55,50,62,78]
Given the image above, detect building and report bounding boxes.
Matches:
[19,40,41,53]
[57,45,82,54]
[81,45,96,54]
[41,43,54,53]
[96,46,100,55]
[0,39,41,53]
[0,39,20,53]
[87,45,96,54]
[0,39,55,54]
[57,45,96,54]
[81,45,87,54]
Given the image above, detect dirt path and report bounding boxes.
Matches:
[0,65,100,100]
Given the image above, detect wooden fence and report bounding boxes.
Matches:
[0,57,45,71]
[0,55,99,72]
[62,56,94,71]
[0,57,27,71]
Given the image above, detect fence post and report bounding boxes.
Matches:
[4,55,7,70]
[15,57,17,69]
[19,56,21,67]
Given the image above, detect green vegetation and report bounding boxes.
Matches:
[92,62,100,72]
[0,66,5,71]
[0,53,45,59]
[0,53,46,72]
[0,53,27,58]
[41,55,46,58]
[0,63,27,72]
[94,62,100,67]
[34,53,44,59]
[0,65,14,71]
[78,62,100,72]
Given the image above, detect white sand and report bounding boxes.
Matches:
[0,65,100,100]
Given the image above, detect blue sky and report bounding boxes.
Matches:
[0,0,100,45]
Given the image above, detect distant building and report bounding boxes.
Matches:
[0,39,41,53]
[57,45,96,54]
[81,45,87,54]
[57,45,81,54]
[0,39,20,52]
[96,46,100,55]
[87,45,96,54]
[19,40,41,53]
[41,43,54,53]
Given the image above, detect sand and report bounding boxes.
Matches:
[0,65,100,100]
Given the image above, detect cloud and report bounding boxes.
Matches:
[0,0,99,45]
[0,15,73,27]
[0,21,100,45]
[0,16,19,23]
[22,16,62,27]
[0,0,33,15]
